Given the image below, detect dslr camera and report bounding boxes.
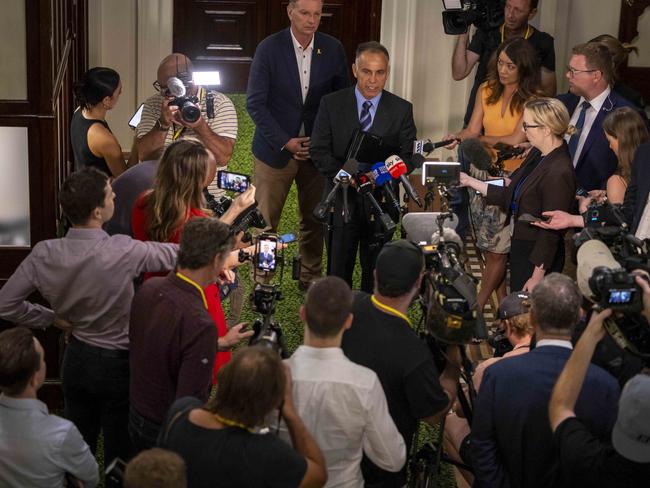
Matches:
[165,75,201,124]
[441,0,505,35]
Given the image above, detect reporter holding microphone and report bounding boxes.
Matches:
[459,98,576,292]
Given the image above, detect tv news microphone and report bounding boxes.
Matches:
[371,162,400,213]
[167,76,186,97]
[338,170,352,224]
[414,138,459,155]
[458,138,493,171]
[357,173,396,233]
[385,155,422,207]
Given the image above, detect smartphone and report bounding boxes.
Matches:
[257,237,278,272]
[279,233,297,244]
[487,178,505,187]
[217,170,250,193]
[518,213,548,224]
[128,103,145,129]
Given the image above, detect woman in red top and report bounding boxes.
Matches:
[132,139,254,382]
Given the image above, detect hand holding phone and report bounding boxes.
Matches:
[518,213,549,224]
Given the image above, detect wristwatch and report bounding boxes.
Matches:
[155,119,170,131]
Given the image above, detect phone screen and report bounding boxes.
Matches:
[487,178,505,187]
[217,171,250,193]
[257,239,277,271]
[128,104,144,129]
[279,233,296,244]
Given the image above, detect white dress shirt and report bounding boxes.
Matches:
[290,28,314,103]
[566,86,612,167]
[536,339,573,350]
[635,193,650,240]
[0,395,99,487]
[280,346,406,488]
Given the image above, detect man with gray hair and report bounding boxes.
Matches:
[471,273,619,488]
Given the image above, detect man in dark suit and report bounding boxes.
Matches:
[471,273,620,488]
[311,41,417,291]
[558,42,639,191]
[246,0,349,290]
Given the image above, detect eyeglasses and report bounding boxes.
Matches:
[523,122,543,131]
[566,66,598,77]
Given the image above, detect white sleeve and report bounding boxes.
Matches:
[362,375,407,472]
[57,423,100,487]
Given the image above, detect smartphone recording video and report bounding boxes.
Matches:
[217,170,250,193]
[257,238,277,272]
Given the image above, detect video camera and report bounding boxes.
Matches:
[441,0,505,35]
[576,236,650,362]
[403,212,487,345]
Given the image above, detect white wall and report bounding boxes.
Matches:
[88,0,172,148]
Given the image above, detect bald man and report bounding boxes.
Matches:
[136,53,238,196]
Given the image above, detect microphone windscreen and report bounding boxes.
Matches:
[459,138,493,171]
[371,162,391,185]
[431,227,464,253]
[576,239,620,299]
[167,77,186,97]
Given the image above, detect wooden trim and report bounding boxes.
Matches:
[52,30,74,110]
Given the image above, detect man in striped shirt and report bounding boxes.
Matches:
[136,53,238,197]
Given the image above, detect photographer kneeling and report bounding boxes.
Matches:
[549,274,650,487]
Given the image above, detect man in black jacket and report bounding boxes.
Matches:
[310,41,416,291]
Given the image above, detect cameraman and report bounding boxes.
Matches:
[452,0,556,125]
[341,240,462,487]
[136,53,237,193]
[549,275,650,487]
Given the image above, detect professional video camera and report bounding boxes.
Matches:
[166,75,201,123]
[577,238,650,363]
[229,202,267,242]
[238,232,301,357]
[203,188,232,217]
[441,0,505,35]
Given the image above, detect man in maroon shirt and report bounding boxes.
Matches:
[128,217,253,453]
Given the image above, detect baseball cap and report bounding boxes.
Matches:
[375,240,424,295]
[497,291,530,320]
[612,374,650,463]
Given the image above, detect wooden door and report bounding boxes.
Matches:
[173,0,383,93]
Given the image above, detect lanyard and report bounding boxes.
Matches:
[500,24,531,43]
[371,295,412,327]
[510,156,543,215]
[214,413,253,432]
[175,272,208,309]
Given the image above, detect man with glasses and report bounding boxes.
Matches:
[452,0,556,126]
[136,53,238,196]
[557,42,640,191]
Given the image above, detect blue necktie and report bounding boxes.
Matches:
[360,100,373,131]
[568,101,591,158]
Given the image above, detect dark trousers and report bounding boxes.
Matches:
[128,406,162,454]
[327,188,396,292]
[509,238,565,292]
[62,338,132,468]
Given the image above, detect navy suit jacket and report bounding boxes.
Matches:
[246,28,349,168]
[623,142,650,234]
[471,345,619,488]
[557,91,638,191]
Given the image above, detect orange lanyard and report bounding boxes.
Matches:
[175,272,208,309]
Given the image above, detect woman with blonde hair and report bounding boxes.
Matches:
[460,97,576,292]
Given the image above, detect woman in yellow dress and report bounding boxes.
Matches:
[447,38,542,311]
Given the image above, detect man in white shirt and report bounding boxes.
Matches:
[0,327,98,487]
[279,276,406,487]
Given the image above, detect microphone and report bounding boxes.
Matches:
[371,163,400,213]
[385,155,422,207]
[313,178,342,221]
[458,138,493,171]
[167,76,186,97]
[414,138,459,155]
[338,171,352,224]
[356,173,396,233]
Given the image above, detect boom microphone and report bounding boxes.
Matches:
[167,76,187,97]
[414,138,459,155]
[385,155,422,207]
[458,138,493,171]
